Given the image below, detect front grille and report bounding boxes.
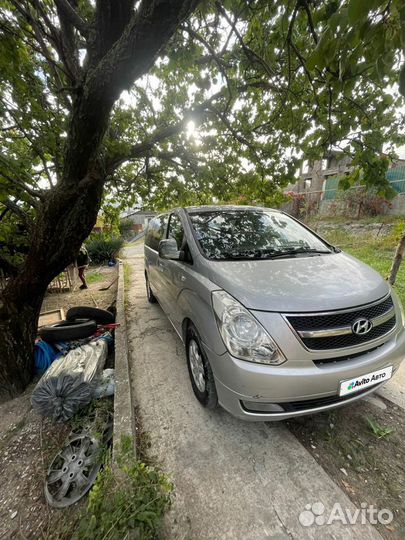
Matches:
[313,346,380,366]
[286,295,396,351]
[287,296,393,331]
[280,384,383,412]
[303,317,396,350]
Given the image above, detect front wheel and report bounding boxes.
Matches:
[186,324,218,409]
[145,273,157,304]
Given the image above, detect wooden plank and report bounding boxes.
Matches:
[38,308,65,328]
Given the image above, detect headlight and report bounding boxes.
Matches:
[212,290,286,365]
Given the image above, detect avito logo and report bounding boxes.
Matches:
[347,371,388,392]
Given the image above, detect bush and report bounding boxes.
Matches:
[285,191,319,218]
[335,187,392,218]
[119,218,135,240]
[78,437,172,540]
[86,234,123,263]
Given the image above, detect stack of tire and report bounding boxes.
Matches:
[38,306,115,342]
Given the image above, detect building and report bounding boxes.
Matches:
[120,208,157,233]
[285,152,405,216]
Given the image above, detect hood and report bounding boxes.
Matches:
[207,252,389,312]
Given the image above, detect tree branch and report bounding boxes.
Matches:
[90,0,201,92]
[0,156,44,204]
[107,122,188,172]
[215,1,276,78]
[105,90,223,172]
[1,199,31,223]
[0,207,9,222]
[62,0,201,184]
[5,2,71,101]
[302,0,318,44]
[54,0,82,80]
[92,0,135,62]
[183,24,234,110]
[0,255,19,277]
[53,0,89,36]
[23,0,79,84]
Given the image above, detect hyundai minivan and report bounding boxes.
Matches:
[144,206,405,420]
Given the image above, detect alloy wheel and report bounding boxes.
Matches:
[188,338,205,392]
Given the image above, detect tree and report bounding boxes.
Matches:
[0,0,404,401]
[389,229,405,285]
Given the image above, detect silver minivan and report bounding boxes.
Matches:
[144,205,405,420]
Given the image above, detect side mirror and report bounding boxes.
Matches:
[159,238,181,260]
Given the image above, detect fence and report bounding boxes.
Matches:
[47,264,78,293]
[0,264,78,293]
[324,166,405,201]
[283,177,405,220]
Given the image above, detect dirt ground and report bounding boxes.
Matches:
[287,397,405,540]
[0,265,117,540]
[0,388,82,540]
[41,265,118,314]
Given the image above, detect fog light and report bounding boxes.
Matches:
[242,401,284,413]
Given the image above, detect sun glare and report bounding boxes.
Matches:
[186,120,196,138]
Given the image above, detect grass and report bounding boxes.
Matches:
[123,262,132,306]
[316,217,405,306]
[307,214,400,226]
[77,436,172,540]
[287,399,405,540]
[366,416,395,439]
[86,271,105,285]
[124,262,131,289]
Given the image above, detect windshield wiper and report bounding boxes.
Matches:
[215,247,332,261]
[219,248,278,260]
[268,248,332,259]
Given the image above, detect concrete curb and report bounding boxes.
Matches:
[113,262,136,460]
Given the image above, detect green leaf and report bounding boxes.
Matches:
[348,0,372,24]
[328,9,348,32]
[306,49,323,71]
[306,27,333,70]
[399,65,405,99]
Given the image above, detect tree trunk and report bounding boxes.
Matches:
[0,0,200,401]
[0,289,44,402]
[0,175,104,401]
[389,227,405,286]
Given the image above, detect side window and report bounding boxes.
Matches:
[167,213,184,249]
[144,218,156,248]
[145,214,168,251]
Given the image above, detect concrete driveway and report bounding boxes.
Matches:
[124,245,384,540]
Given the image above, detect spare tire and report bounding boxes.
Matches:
[66,306,115,324]
[39,319,97,342]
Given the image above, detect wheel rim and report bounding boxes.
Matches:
[45,435,101,508]
[146,277,151,299]
[189,339,205,392]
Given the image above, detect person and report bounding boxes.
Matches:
[76,244,90,289]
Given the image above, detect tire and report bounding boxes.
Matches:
[186,323,218,409]
[145,273,157,304]
[66,306,115,324]
[39,319,97,342]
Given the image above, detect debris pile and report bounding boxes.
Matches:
[31,305,118,506]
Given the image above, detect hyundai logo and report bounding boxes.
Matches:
[352,317,373,335]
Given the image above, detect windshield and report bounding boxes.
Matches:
[188,209,332,260]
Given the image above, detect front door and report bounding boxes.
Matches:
[160,212,187,332]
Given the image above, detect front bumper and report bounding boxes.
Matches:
[203,326,405,421]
